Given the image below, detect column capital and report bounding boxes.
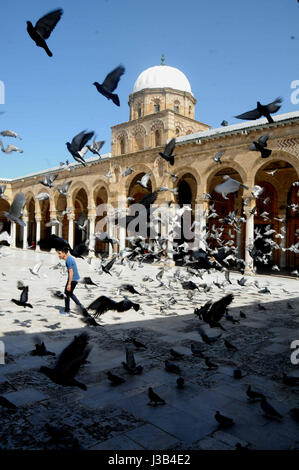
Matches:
[67,212,75,221]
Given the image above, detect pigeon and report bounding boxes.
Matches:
[11,285,33,308]
[199,330,221,346]
[102,257,117,275]
[165,360,180,374]
[93,65,125,107]
[290,408,299,422]
[246,385,265,401]
[258,287,271,294]
[240,311,246,319]
[86,139,105,156]
[29,262,43,277]
[128,338,147,349]
[176,377,185,389]
[87,295,139,317]
[260,397,283,419]
[39,333,91,390]
[36,192,50,201]
[215,411,234,428]
[224,339,238,352]
[159,138,175,165]
[26,9,63,57]
[235,98,283,124]
[57,181,72,196]
[80,277,97,287]
[215,176,248,199]
[237,277,247,286]
[106,371,125,385]
[258,303,266,311]
[233,368,243,379]
[3,192,26,226]
[170,349,184,360]
[39,174,58,188]
[213,151,225,163]
[66,130,94,166]
[0,185,7,200]
[122,166,135,177]
[30,337,55,356]
[148,387,166,405]
[0,130,22,139]
[0,140,23,154]
[74,213,88,232]
[248,134,272,158]
[221,120,228,126]
[137,171,152,189]
[119,284,140,295]
[51,290,65,299]
[181,280,199,291]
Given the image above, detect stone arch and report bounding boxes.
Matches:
[206,162,248,192]
[70,182,90,206]
[250,150,299,184]
[0,198,10,234]
[94,185,109,254]
[286,185,299,268]
[116,130,128,155]
[175,167,201,191]
[125,164,157,194]
[73,187,88,245]
[151,119,164,147]
[92,180,110,206]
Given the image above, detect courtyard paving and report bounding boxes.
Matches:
[0,246,298,450]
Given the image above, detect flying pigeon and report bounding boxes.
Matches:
[213,151,225,163]
[93,65,125,107]
[11,285,33,308]
[137,171,152,189]
[86,139,105,156]
[36,192,50,201]
[3,192,26,226]
[248,134,272,158]
[57,181,72,196]
[214,176,248,199]
[235,97,283,124]
[159,138,175,165]
[0,130,22,139]
[26,9,63,57]
[0,185,7,200]
[66,130,94,166]
[0,140,23,154]
[39,173,58,188]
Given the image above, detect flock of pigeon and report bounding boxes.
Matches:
[0,7,298,450]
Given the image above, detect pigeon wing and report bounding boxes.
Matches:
[126,346,136,369]
[20,286,29,304]
[235,107,261,120]
[88,295,117,315]
[258,134,269,146]
[266,97,283,113]
[35,9,63,39]
[9,192,26,218]
[210,293,234,322]
[138,191,158,208]
[163,138,176,156]
[102,65,125,92]
[104,256,116,271]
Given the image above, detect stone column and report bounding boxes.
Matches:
[35,215,42,251]
[57,215,63,238]
[10,222,16,248]
[88,216,96,258]
[67,212,75,248]
[107,206,116,256]
[22,217,29,250]
[118,195,127,254]
[243,198,255,274]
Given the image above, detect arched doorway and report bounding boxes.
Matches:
[73,188,88,246]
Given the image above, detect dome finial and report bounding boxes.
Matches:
[161,54,165,65]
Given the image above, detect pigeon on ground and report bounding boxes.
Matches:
[237,277,247,286]
[215,411,234,428]
[80,277,98,287]
[30,337,55,356]
[233,368,243,379]
[235,98,283,124]
[127,338,147,349]
[290,408,299,422]
[159,138,175,165]
[148,387,166,405]
[246,385,265,401]
[26,9,63,57]
[93,65,125,107]
[106,371,125,385]
[165,360,180,374]
[282,374,299,386]
[3,192,26,226]
[119,284,140,295]
[205,357,218,369]
[240,311,246,319]
[39,333,91,390]
[191,344,205,357]
[66,130,94,166]
[248,134,272,158]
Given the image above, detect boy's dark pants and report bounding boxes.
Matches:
[64,281,83,312]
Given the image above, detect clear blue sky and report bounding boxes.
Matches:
[1,0,299,178]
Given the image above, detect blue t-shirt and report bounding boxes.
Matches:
[66,256,80,281]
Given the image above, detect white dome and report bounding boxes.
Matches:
[133,65,192,95]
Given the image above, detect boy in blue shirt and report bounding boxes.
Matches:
[57,247,85,314]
